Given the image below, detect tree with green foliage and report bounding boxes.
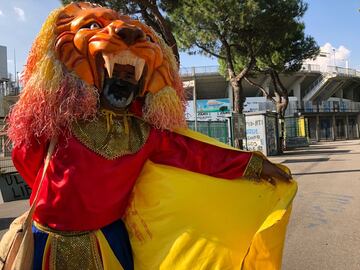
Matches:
[210,0,319,115]
[246,6,319,119]
[168,0,318,148]
[169,1,255,113]
[169,0,318,112]
[60,0,180,63]
[237,6,318,150]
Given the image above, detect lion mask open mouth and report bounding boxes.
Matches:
[101,51,146,109]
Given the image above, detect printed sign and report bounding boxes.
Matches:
[0,173,31,202]
[245,115,266,153]
[197,99,231,113]
[243,101,260,112]
[186,99,231,121]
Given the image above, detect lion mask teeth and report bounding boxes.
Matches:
[102,51,145,82]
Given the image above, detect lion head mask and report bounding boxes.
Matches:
[8,2,186,146]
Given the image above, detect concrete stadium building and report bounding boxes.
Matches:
[181,64,360,145]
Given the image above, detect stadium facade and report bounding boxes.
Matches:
[181,65,360,148]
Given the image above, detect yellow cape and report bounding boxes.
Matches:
[124,129,297,270]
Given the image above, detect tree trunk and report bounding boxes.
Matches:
[230,58,255,149]
[229,73,244,149]
[223,41,255,149]
[244,76,276,104]
[271,70,290,152]
[280,96,289,118]
[274,92,288,118]
[234,57,256,82]
[273,70,289,118]
[230,57,256,114]
[231,78,244,113]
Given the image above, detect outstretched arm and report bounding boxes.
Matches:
[150,130,272,180]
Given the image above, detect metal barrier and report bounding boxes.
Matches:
[302,100,360,113]
[187,120,230,145]
[284,117,309,149]
[326,66,360,77]
[0,132,15,174]
[179,64,359,78]
[179,66,220,77]
[301,64,321,72]
[244,100,360,115]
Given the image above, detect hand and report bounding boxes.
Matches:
[260,159,292,185]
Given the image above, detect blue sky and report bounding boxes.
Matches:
[0,0,359,78]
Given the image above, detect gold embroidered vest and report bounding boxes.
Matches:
[72,110,150,159]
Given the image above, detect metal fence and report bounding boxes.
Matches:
[302,100,360,113]
[326,66,360,78]
[0,132,15,174]
[0,81,19,97]
[187,120,230,145]
[300,64,321,73]
[246,100,360,116]
[285,117,308,137]
[180,64,326,77]
[179,66,220,77]
[284,117,310,148]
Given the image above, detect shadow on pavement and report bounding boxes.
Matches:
[282,158,329,164]
[307,146,337,150]
[284,150,350,156]
[293,169,360,176]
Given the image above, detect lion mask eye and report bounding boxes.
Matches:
[82,22,102,30]
[90,22,101,30]
[146,35,154,42]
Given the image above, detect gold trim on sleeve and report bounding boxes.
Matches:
[243,153,263,181]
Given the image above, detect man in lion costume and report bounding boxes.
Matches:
[6,2,296,269]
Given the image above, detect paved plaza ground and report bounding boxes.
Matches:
[273,140,360,270]
[0,140,359,269]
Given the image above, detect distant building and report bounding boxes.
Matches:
[0,45,19,118]
[0,45,7,81]
[181,65,360,147]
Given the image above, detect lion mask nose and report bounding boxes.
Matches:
[116,26,145,46]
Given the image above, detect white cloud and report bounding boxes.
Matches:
[305,42,351,70]
[0,10,3,16]
[14,7,26,21]
[320,43,350,60]
[335,45,350,61]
